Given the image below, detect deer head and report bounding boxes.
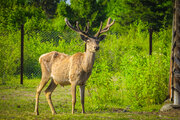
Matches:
[65,18,115,52]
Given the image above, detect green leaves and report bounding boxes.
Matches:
[85,21,171,109]
[0,0,173,110]
[0,31,21,83]
[107,0,172,32]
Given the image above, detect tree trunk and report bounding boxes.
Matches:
[173,0,180,105]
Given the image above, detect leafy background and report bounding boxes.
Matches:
[0,0,172,111]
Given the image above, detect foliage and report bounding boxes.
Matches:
[85,21,171,109]
[0,0,173,33]
[0,0,173,111]
[1,20,171,110]
[0,31,20,84]
[54,0,107,34]
[107,0,172,32]
[25,0,59,17]
[52,1,70,32]
[0,0,48,31]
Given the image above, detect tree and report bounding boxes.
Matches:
[171,0,180,105]
[0,0,48,31]
[70,0,98,27]
[107,0,173,32]
[28,0,59,18]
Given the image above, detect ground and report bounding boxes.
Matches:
[0,79,180,120]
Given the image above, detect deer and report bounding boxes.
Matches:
[34,17,115,115]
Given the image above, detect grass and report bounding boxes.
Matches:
[0,78,179,120]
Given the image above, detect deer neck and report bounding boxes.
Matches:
[82,50,95,73]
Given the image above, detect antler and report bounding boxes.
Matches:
[85,22,90,34]
[95,17,115,37]
[65,18,90,38]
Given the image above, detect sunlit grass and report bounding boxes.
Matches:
[0,78,179,120]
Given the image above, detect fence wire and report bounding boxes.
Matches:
[0,28,85,84]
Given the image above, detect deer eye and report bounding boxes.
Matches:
[95,40,99,43]
[86,40,90,42]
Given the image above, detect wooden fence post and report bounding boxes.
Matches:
[149,28,153,55]
[21,24,24,85]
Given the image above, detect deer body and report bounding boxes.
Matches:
[35,18,114,115]
[40,50,95,86]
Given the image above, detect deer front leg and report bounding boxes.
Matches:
[35,78,49,115]
[45,80,57,115]
[80,85,85,113]
[71,82,76,114]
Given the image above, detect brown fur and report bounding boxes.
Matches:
[35,18,114,115]
[35,43,98,115]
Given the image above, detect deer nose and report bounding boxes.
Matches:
[95,46,99,51]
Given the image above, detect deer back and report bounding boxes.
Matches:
[39,51,69,73]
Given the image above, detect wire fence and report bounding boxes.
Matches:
[0,26,84,85]
[0,25,154,85]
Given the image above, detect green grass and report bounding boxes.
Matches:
[0,78,179,120]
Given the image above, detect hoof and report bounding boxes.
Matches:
[52,112,57,115]
[35,112,39,115]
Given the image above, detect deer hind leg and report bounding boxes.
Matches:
[80,85,85,114]
[45,79,57,115]
[35,76,50,115]
[71,82,77,114]
[35,58,51,115]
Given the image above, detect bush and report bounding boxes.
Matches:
[86,21,171,109]
[0,31,20,84]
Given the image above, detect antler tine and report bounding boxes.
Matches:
[100,17,115,34]
[107,17,112,25]
[95,21,103,37]
[85,22,90,33]
[76,21,81,31]
[76,21,90,34]
[65,18,78,32]
[65,18,89,38]
[95,17,115,37]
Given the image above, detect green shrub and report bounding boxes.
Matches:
[86,21,171,110]
[0,31,20,84]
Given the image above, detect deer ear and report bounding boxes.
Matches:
[99,35,106,41]
[80,35,88,41]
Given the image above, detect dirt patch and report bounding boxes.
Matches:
[111,107,180,119]
[159,109,180,118]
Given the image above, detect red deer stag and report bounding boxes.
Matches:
[35,18,115,115]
